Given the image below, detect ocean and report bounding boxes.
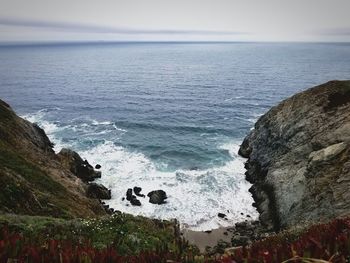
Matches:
[1,42,349,230]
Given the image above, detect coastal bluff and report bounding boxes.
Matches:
[0,99,107,217]
[239,80,350,231]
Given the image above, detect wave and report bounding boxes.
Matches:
[22,110,258,231]
[80,140,258,231]
[115,121,232,135]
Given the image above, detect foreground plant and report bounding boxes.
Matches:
[0,213,195,263]
[219,217,350,263]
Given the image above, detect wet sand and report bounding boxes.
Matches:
[182,227,233,252]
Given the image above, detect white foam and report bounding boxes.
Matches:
[113,123,127,132]
[80,140,258,231]
[92,120,113,126]
[21,111,69,152]
[22,111,258,231]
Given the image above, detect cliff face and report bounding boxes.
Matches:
[0,99,106,218]
[239,80,350,231]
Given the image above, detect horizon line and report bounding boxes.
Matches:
[0,40,350,48]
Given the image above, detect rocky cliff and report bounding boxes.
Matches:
[239,80,350,231]
[0,99,106,218]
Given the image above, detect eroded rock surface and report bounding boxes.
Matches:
[239,80,350,230]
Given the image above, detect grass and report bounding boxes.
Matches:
[0,142,66,195]
[0,141,75,218]
[0,213,187,258]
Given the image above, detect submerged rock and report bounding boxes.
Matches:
[130,196,142,206]
[126,188,133,201]
[133,186,145,197]
[239,80,350,231]
[147,190,167,204]
[86,183,111,200]
[218,213,226,219]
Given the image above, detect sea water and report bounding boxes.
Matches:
[1,42,349,230]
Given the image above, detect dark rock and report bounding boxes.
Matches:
[134,186,141,194]
[147,190,167,204]
[58,148,101,182]
[235,221,248,229]
[122,197,125,201]
[95,164,101,169]
[130,196,141,206]
[33,123,55,149]
[231,235,250,247]
[126,188,132,201]
[252,220,260,226]
[205,230,212,234]
[218,213,226,218]
[133,186,145,197]
[86,183,111,199]
[238,136,251,158]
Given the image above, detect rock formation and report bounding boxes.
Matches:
[0,99,107,217]
[239,80,350,230]
[58,148,101,182]
[86,183,111,199]
[148,190,167,204]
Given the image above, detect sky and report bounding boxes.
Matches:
[0,0,349,42]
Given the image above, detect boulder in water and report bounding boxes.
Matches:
[147,190,167,205]
[133,186,145,197]
[218,213,226,219]
[126,188,132,201]
[130,195,142,206]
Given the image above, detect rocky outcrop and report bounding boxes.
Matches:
[239,80,350,231]
[58,148,101,182]
[86,183,111,199]
[0,99,107,218]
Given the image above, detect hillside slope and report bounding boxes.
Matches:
[0,99,106,218]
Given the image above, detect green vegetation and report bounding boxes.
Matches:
[0,142,66,195]
[0,213,182,254]
[0,213,195,262]
[0,140,74,217]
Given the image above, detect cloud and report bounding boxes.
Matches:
[317,28,350,36]
[0,17,248,36]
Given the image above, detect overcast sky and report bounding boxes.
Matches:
[0,0,349,42]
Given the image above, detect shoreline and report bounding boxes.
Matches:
[182,226,232,253]
[182,219,270,253]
